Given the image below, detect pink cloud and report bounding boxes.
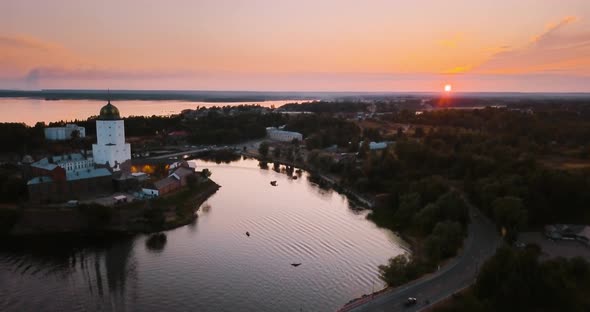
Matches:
[476,16,590,75]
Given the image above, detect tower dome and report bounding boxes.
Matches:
[99,100,121,120]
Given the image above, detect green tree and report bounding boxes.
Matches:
[424,221,464,262]
[492,196,527,241]
[258,141,269,157]
[273,146,282,158]
[394,192,422,227]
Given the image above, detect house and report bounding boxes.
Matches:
[142,166,196,197]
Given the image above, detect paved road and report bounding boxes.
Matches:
[149,139,265,160]
[343,206,501,312]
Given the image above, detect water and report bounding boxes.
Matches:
[0,98,299,126]
[0,158,406,312]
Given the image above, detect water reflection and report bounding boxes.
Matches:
[1,158,406,312]
[0,236,136,311]
[0,98,300,125]
[145,233,167,253]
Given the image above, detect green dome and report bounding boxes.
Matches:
[99,101,121,120]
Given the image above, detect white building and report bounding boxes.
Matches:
[266,127,303,142]
[30,152,94,173]
[44,124,86,141]
[92,100,131,169]
[359,141,390,150]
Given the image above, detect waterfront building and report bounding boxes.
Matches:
[27,152,112,203]
[142,166,196,197]
[266,126,303,142]
[92,100,131,169]
[44,124,86,141]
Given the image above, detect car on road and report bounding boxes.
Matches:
[404,297,417,307]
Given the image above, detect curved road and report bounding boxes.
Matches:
[341,206,501,312]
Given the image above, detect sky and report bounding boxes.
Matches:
[1,0,590,92]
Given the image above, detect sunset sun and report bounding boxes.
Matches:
[444,84,452,92]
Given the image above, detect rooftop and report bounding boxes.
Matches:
[66,168,112,181]
[99,100,121,120]
[153,176,178,190]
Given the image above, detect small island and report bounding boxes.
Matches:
[1,100,219,236]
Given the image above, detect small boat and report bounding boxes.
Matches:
[246,231,250,237]
[270,181,278,186]
[291,263,302,267]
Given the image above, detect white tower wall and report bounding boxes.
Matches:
[92,120,131,168]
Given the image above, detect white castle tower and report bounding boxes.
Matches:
[92,100,131,169]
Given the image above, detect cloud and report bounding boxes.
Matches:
[13,67,590,92]
[476,16,590,75]
[443,65,472,74]
[0,34,81,78]
[0,34,63,52]
[438,33,465,48]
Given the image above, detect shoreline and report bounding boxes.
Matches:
[241,151,375,209]
[3,179,220,237]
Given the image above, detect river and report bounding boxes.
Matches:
[0,158,406,312]
[0,98,299,126]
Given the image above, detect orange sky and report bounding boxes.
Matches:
[1,0,590,91]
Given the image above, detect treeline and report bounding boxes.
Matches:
[0,164,27,203]
[374,177,469,286]
[435,247,590,312]
[280,101,369,113]
[0,123,44,154]
[184,111,285,144]
[393,108,590,149]
[324,119,590,240]
[284,115,361,149]
[280,100,403,113]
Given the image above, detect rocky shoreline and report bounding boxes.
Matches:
[3,180,220,237]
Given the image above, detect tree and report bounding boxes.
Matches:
[436,191,469,226]
[397,127,404,138]
[424,221,464,262]
[201,168,212,178]
[258,141,269,157]
[358,140,370,159]
[273,146,282,158]
[492,196,527,241]
[413,203,440,234]
[70,129,80,140]
[394,192,422,227]
[379,254,412,286]
[414,127,424,138]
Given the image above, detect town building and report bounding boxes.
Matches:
[92,100,131,169]
[44,124,86,141]
[266,126,303,142]
[359,141,390,150]
[27,152,112,203]
[142,165,197,197]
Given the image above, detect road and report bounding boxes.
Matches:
[341,206,501,312]
[149,139,265,160]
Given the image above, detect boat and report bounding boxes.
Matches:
[291,263,302,267]
[270,181,278,186]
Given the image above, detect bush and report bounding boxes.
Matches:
[78,204,113,228]
[0,208,20,234]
